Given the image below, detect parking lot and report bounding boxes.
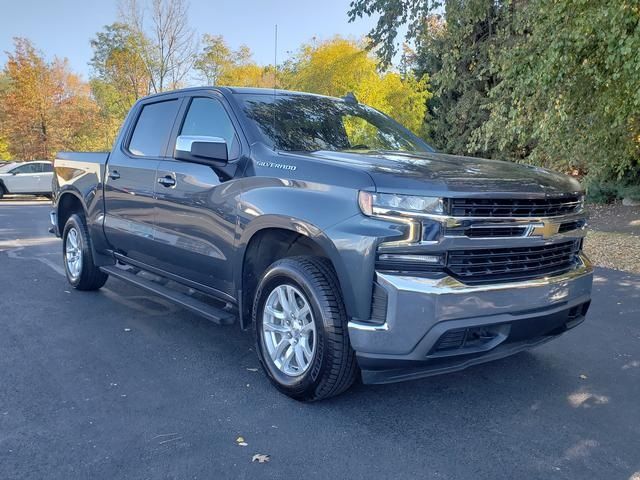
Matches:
[1,201,639,479]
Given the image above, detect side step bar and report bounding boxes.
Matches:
[100,265,236,325]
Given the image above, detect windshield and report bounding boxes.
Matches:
[237,94,433,153]
[0,162,18,173]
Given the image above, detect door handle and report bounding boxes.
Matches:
[108,170,121,180]
[157,175,176,187]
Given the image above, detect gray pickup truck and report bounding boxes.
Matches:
[50,87,593,400]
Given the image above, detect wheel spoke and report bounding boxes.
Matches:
[286,286,299,315]
[272,338,288,361]
[69,230,78,248]
[263,321,289,334]
[300,321,314,334]
[294,344,306,369]
[265,305,285,320]
[300,337,313,360]
[282,345,295,371]
[277,287,290,313]
[298,303,310,319]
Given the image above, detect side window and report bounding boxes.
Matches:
[128,100,180,157]
[180,97,240,159]
[11,163,39,174]
[40,162,53,173]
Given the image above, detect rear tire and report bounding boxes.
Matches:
[0,184,5,199]
[253,256,358,401]
[62,213,108,291]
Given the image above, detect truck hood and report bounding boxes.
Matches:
[300,150,583,197]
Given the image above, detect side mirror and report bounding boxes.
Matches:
[175,135,228,165]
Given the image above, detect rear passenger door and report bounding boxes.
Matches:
[103,97,181,264]
[153,95,244,298]
[38,162,54,193]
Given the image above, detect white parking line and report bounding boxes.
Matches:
[6,245,66,277]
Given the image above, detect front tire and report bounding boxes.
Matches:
[62,214,108,291]
[253,257,358,401]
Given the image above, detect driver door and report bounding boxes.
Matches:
[152,95,244,299]
[5,163,40,193]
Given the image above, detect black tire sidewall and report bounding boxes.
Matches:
[254,262,332,396]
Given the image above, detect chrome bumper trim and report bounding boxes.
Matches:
[348,254,593,332]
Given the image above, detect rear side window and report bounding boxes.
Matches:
[40,163,53,172]
[180,97,240,159]
[128,100,180,157]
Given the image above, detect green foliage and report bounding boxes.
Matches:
[195,34,255,85]
[349,0,640,196]
[619,184,640,202]
[477,0,640,183]
[89,22,151,145]
[585,179,620,204]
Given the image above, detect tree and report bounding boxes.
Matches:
[90,23,151,111]
[119,0,197,93]
[195,34,252,85]
[476,0,640,183]
[288,37,431,135]
[89,22,152,146]
[89,23,151,130]
[350,1,506,155]
[0,38,105,159]
[348,0,640,193]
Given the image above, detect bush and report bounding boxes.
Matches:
[585,180,619,204]
[619,184,640,202]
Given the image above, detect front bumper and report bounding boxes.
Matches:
[349,254,594,384]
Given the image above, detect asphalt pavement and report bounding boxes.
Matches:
[1,201,639,480]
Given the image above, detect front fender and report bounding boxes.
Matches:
[236,199,409,321]
[236,213,361,317]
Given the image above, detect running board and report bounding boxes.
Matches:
[100,266,236,325]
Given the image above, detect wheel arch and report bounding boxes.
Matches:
[56,191,87,235]
[236,217,356,329]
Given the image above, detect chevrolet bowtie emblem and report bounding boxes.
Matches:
[529,222,560,239]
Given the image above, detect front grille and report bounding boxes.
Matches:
[447,240,580,284]
[558,219,586,233]
[463,226,527,238]
[449,196,582,218]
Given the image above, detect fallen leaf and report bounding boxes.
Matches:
[238,442,248,447]
[246,368,258,372]
[236,436,245,443]
[124,328,131,332]
[579,374,588,379]
[252,453,270,463]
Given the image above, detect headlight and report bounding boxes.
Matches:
[358,191,444,217]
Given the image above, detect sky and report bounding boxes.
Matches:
[0,0,379,81]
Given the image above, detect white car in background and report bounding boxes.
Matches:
[0,161,54,199]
